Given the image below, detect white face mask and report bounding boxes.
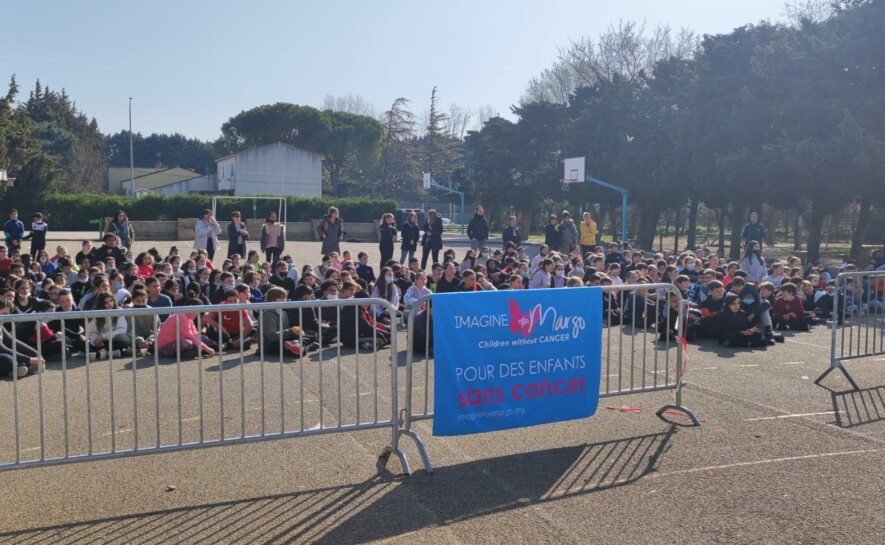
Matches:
[385,275,394,283]
[574,267,584,276]
[686,263,696,271]
[326,293,338,300]
[555,270,564,278]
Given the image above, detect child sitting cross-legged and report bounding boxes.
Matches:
[718,293,767,348]
[155,299,216,358]
[260,287,305,357]
[771,283,810,331]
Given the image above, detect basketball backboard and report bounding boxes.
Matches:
[563,157,585,184]
[423,172,431,190]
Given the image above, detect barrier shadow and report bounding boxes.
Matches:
[830,385,885,428]
[0,428,674,544]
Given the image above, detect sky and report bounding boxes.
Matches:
[2,0,789,142]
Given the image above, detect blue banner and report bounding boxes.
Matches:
[432,287,602,436]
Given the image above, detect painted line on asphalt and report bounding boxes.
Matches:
[779,361,807,365]
[736,364,759,368]
[744,411,838,422]
[654,448,885,477]
[786,339,829,348]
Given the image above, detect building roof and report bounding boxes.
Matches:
[108,167,159,187]
[114,167,201,192]
[215,141,322,162]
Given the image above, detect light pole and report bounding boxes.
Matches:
[129,97,135,197]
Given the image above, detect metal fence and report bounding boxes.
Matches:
[396,284,699,474]
[815,270,885,390]
[0,298,404,472]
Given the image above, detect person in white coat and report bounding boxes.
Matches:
[194,209,222,262]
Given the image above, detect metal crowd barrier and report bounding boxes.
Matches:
[0,298,406,472]
[815,270,885,390]
[395,284,699,474]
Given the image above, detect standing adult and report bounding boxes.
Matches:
[559,211,578,255]
[378,212,397,268]
[466,206,490,252]
[741,212,766,249]
[579,212,598,257]
[421,209,444,270]
[544,214,561,251]
[226,211,249,259]
[316,206,343,256]
[106,209,135,249]
[259,211,285,264]
[194,209,222,262]
[502,216,522,250]
[399,211,420,264]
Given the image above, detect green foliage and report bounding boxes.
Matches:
[217,103,384,197]
[24,80,107,193]
[106,131,215,173]
[38,194,397,229]
[0,77,63,213]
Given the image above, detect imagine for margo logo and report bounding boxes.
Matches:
[508,300,586,339]
[509,300,541,337]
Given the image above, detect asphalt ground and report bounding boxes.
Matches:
[0,234,883,544]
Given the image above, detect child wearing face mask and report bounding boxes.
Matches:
[738,284,778,345]
[371,267,401,323]
[718,293,767,348]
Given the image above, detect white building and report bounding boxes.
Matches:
[216,142,322,197]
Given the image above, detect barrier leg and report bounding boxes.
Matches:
[814,363,860,391]
[400,428,433,474]
[377,442,410,475]
[657,313,701,426]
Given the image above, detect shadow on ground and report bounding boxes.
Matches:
[0,427,675,544]
[831,385,885,428]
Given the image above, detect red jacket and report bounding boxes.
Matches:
[772,296,804,318]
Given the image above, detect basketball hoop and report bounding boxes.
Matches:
[561,157,584,192]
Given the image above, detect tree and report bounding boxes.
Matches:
[423,87,462,186]
[23,80,106,192]
[319,109,383,197]
[218,102,383,197]
[378,98,421,198]
[0,77,62,214]
[106,131,215,174]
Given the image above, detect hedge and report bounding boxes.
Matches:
[40,194,399,230]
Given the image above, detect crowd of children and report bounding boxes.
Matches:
[2,204,882,380]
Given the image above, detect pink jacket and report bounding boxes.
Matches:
[157,314,209,350]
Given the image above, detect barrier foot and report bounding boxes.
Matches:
[814,364,860,391]
[656,404,701,427]
[401,429,433,474]
[377,445,410,476]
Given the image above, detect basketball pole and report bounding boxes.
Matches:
[425,173,465,235]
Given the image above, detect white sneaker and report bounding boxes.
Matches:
[16,366,29,378]
[107,350,122,359]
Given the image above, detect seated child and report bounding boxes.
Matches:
[204,288,255,351]
[19,299,70,360]
[129,289,159,353]
[259,287,305,357]
[772,284,810,331]
[718,293,767,348]
[155,299,217,358]
[338,291,391,351]
[698,280,726,340]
